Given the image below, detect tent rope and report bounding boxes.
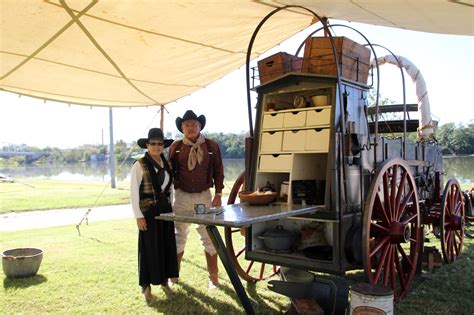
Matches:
[76,106,164,236]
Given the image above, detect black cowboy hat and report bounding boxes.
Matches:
[137,128,173,149]
[175,110,206,133]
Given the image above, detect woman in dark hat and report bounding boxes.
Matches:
[130,128,178,302]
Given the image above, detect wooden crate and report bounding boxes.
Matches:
[258,52,303,84]
[302,36,371,84]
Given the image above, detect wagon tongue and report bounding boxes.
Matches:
[268,280,317,299]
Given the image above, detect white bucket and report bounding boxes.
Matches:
[350,283,393,315]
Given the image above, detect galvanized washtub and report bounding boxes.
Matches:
[2,248,43,278]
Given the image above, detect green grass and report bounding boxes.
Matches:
[1,220,289,314]
[1,220,473,314]
[1,176,473,313]
[0,179,130,213]
[395,225,474,315]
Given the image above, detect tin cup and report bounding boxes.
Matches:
[194,204,206,214]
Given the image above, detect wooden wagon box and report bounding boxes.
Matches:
[258,52,303,84]
[302,36,371,84]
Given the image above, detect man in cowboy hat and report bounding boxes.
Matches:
[130,128,178,302]
[168,110,224,289]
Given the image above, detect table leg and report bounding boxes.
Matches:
[206,225,255,315]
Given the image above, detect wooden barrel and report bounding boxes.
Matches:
[350,283,393,315]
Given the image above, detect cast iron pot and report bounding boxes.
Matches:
[258,225,299,251]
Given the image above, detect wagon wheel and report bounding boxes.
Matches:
[440,179,465,263]
[224,171,280,282]
[362,158,421,303]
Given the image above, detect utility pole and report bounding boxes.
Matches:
[109,107,116,188]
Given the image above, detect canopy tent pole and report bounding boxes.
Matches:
[160,105,164,131]
[109,107,116,188]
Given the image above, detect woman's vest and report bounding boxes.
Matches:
[138,154,172,214]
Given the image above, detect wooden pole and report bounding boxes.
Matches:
[109,107,116,188]
[160,105,164,131]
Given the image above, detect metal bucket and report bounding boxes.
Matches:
[2,248,43,278]
[350,283,393,315]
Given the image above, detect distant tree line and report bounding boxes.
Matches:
[1,122,472,166]
[0,132,248,166]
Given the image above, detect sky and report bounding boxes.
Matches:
[1,20,473,149]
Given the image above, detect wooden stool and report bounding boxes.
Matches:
[285,298,324,315]
[422,246,443,272]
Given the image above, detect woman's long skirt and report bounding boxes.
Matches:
[138,198,178,286]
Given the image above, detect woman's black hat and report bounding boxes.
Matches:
[137,128,173,149]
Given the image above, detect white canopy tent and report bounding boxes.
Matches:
[1,0,473,108]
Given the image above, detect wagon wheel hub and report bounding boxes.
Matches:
[447,214,464,231]
[390,221,411,244]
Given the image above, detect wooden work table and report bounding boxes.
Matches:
[156,203,319,314]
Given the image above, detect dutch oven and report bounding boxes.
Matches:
[258,225,299,251]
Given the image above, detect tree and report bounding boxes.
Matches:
[203,131,247,159]
[437,121,474,155]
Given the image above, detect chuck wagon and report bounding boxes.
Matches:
[159,10,471,314]
[221,14,471,307]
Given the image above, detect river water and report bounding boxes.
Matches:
[0,159,246,183]
[1,157,473,186]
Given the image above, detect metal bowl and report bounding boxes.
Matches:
[239,191,277,205]
[2,248,43,278]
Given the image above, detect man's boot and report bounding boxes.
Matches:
[205,251,219,289]
[169,251,184,285]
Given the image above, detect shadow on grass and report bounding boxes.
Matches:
[141,276,287,313]
[80,235,109,244]
[246,280,290,312]
[146,281,243,313]
[179,256,287,312]
[3,274,47,289]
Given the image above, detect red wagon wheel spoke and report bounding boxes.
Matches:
[363,158,421,303]
[383,246,393,286]
[396,243,414,272]
[394,249,407,290]
[224,171,280,281]
[369,236,390,258]
[440,179,465,263]
[235,246,245,258]
[374,194,391,225]
[396,189,413,221]
[372,222,390,234]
